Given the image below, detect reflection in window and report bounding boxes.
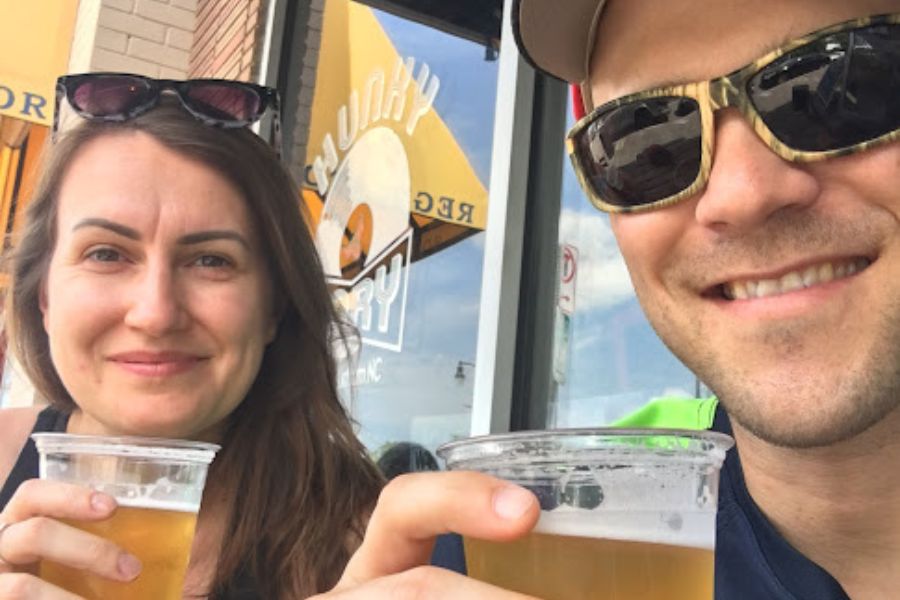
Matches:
[301,0,500,457]
[551,92,699,428]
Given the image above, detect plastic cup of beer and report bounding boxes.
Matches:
[437,429,734,600]
[31,433,219,600]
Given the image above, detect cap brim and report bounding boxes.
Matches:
[512,0,607,83]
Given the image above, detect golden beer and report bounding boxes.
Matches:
[40,502,198,600]
[465,532,713,600]
[438,430,733,600]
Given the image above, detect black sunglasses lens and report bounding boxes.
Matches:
[182,82,262,122]
[749,22,900,151]
[69,75,152,116]
[574,97,702,208]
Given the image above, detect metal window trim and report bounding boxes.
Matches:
[253,0,288,141]
[469,0,536,436]
[510,73,567,431]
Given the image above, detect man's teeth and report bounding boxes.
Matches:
[724,258,870,300]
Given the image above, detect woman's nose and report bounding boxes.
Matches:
[123,264,189,336]
[693,109,821,232]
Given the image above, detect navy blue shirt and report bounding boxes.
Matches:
[431,407,849,599]
[712,407,848,599]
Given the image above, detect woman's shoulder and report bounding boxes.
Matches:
[0,405,44,485]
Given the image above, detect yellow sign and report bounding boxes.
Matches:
[304,0,488,238]
[0,0,78,126]
[304,0,489,352]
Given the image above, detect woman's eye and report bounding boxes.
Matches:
[194,254,231,268]
[86,247,121,262]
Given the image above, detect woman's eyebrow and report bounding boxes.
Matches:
[72,218,250,249]
[177,230,250,250]
[72,217,140,239]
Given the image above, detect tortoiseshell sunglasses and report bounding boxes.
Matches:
[567,13,900,213]
[54,73,283,158]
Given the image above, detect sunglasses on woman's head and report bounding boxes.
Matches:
[53,73,283,158]
[568,13,900,214]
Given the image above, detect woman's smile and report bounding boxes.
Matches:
[107,350,209,378]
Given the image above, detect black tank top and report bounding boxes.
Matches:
[0,406,69,511]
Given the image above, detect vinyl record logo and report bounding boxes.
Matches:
[315,127,413,352]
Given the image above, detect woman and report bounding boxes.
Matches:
[0,74,383,598]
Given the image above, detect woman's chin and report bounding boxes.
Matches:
[72,407,212,440]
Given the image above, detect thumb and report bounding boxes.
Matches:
[335,471,538,590]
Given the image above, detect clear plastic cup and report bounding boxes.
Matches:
[31,433,219,600]
[437,428,734,600]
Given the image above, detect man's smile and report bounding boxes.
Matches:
[718,257,872,300]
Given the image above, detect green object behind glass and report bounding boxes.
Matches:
[612,397,719,430]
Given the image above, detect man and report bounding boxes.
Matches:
[313,0,900,598]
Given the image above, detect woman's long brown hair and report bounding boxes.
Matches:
[5,104,384,598]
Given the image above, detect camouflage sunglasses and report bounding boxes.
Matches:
[567,13,900,213]
[54,73,283,158]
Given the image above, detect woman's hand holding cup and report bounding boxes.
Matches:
[0,479,140,599]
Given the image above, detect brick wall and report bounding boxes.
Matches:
[190,0,267,81]
[69,0,197,78]
[288,0,324,183]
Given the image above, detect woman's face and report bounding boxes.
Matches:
[41,131,278,439]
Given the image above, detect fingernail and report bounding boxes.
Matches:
[90,493,116,513]
[118,553,142,579]
[493,486,534,520]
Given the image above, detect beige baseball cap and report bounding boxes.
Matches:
[512,0,608,84]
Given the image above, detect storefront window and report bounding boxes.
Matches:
[301,0,500,466]
[550,90,699,428]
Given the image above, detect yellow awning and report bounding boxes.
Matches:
[0,0,78,127]
[303,0,488,272]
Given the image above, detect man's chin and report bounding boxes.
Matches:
[721,390,900,450]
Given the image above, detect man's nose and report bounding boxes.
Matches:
[123,263,189,336]
[693,109,821,232]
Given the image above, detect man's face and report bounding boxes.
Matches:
[590,0,900,447]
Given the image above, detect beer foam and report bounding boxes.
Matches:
[112,497,199,513]
[532,507,715,550]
